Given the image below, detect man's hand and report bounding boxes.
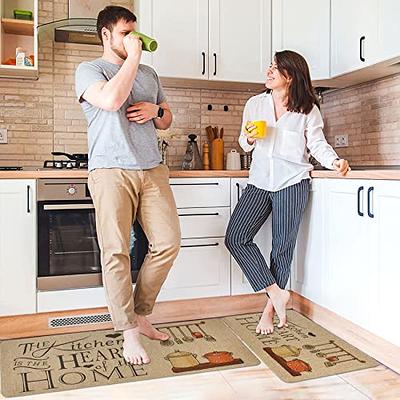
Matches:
[333,158,351,176]
[122,33,142,59]
[126,102,159,124]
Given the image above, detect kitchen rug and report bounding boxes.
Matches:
[223,310,378,383]
[0,318,260,397]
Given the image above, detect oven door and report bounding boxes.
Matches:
[37,200,147,290]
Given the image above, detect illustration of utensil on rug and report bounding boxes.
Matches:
[187,324,203,339]
[167,327,184,345]
[165,350,244,373]
[303,340,367,367]
[176,325,194,342]
[197,322,216,342]
[159,329,174,347]
[264,345,312,377]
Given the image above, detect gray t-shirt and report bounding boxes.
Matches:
[75,58,166,171]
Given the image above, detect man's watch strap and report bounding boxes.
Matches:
[157,106,165,119]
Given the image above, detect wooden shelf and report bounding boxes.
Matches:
[0,64,38,79]
[1,18,33,36]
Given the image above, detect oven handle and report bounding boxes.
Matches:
[43,204,95,210]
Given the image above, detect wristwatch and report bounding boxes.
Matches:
[157,106,164,119]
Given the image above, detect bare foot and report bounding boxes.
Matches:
[136,314,169,341]
[123,327,150,365]
[256,299,275,335]
[267,285,290,328]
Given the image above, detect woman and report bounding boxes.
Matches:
[225,50,349,335]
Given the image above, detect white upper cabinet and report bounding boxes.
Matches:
[377,0,400,62]
[272,0,330,81]
[208,0,270,83]
[135,0,209,80]
[331,0,378,77]
[135,0,271,83]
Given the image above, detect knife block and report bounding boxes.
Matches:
[211,138,224,170]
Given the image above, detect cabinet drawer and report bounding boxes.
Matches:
[170,178,230,208]
[158,237,230,301]
[178,207,230,238]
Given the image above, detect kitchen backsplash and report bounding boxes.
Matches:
[321,73,400,165]
[1,0,400,167]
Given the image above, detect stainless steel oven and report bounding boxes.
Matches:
[37,179,148,291]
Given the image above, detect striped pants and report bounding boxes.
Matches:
[225,179,310,292]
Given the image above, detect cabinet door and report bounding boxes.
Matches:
[0,179,36,316]
[135,0,208,79]
[230,178,272,295]
[369,181,400,346]
[324,179,374,329]
[292,179,326,305]
[331,0,378,76]
[209,0,271,83]
[272,0,330,80]
[377,0,400,61]
[158,237,230,301]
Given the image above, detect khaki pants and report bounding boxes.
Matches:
[88,165,181,331]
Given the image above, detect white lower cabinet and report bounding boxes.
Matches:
[159,178,232,301]
[295,178,400,347]
[292,179,326,306]
[369,180,400,346]
[0,179,37,316]
[324,179,375,330]
[159,237,230,301]
[230,178,272,295]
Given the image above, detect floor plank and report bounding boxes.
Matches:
[220,363,369,400]
[339,365,400,400]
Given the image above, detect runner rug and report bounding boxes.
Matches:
[0,318,260,397]
[224,310,379,383]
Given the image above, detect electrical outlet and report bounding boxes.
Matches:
[334,134,348,148]
[0,128,8,144]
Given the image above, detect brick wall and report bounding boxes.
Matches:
[321,73,400,165]
[1,0,400,168]
[0,0,261,169]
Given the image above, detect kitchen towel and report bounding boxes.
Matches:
[0,318,259,397]
[223,310,379,383]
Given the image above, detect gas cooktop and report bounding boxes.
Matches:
[43,159,88,169]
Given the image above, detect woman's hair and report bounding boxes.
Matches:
[274,50,319,114]
[97,6,137,45]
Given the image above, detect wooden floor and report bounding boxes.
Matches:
[1,293,400,399]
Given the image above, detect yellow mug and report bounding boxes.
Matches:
[245,120,267,139]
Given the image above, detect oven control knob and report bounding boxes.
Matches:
[67,186,77,195]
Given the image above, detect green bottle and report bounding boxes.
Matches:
[130,31,158,52]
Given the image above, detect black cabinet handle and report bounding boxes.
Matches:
[367,186,374,218]
[181,243,219,248]
[201,51,206,75]
[213,53,217,76]
[236,182,240,200]
[357,186,364,217]
[26,185,31,213]
[359,36,366,62]
[178,213,219,217]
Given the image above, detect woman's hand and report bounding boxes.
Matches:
[333,158,351,176]
[126,102,158,124]
[244,122,258,145]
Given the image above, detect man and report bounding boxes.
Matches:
[75,6,181,366]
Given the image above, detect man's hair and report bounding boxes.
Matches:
[96,6,137,45]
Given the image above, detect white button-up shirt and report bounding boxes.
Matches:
[239,92,338,192]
